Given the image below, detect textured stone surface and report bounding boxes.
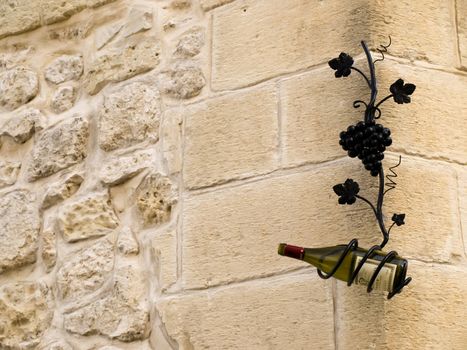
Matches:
[0,160,21,189]
[41,0,87,25]
[161,108,182,175]
[336,261,467,350]
[51,86,76,113]
[0,282,53,349]
[44,55,84,84]
[200,0,234,11]
[182,157,459,288]
[212,0,367,90]
[98,82,161,151]
[169,0,192,9]
[1,107,44,143]
[281,62,367,167]
[379,62,467,164]
[369,0,456,67]
[0,0,116,38]
[151,230,177,291]
[85,36,161,95]
[0,1,41,39]
[0,0,464,348]
[184,85,278,188]
[42,228,57,272]
[174,27,205,58]
[136,172,177,227]
[42,173,84,209]
[158,62,205,99]
[381,155,462,261]
[95,22,123,50]
[0,190,39,274]
[458,167,467,257]
[47,20,94,41]
[27,116,89,181]
[100,151,152,186]
[64,265,149,341]
[157,273,334,350]
[121,6,153,38]
[57,237,114,300]
[0,67,39,111]
[57,192,119,242]
[459,0,467,68]
[117,227,139,255]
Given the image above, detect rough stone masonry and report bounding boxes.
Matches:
[0,0,466,349]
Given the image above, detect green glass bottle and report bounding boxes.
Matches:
[278,243,409,293]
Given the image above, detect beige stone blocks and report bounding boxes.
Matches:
[458,167,467,256]
[381,155,461,262]
[280,62,368,167]
[369,0,457,67]
[378,62,467,164]
[157,272,335,350]
[183,85,279,189]
[282,59,467,166]
[182,156,460,289]
[211,0,368,90]
[336,261,467,350]
[458,0,467,68]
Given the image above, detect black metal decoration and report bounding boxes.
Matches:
[322,38,413,299]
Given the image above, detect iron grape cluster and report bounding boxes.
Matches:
[339,121,392,176]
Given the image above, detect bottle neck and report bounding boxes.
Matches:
[278,243,304,260]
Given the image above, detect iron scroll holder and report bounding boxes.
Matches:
[322,38,413,299]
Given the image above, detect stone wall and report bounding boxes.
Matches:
[0,0,466,349]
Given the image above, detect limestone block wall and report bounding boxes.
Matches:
[0,0,466,349]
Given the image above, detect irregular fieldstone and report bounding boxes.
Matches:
[42,173,84,209]
[0,160,21,189]
[174,27,205,58]
[0,47,35,71]
[121,6,153,38]
[44,55,84,84]
[51,86,76,113]
[57,236,114,300]
[200,0,234,11]
[0,1,41,39]
[0,282,53,349]
[42,228,57,272]
[136,172,177,227]
[158,62,205,99]
[169,0,191,9]
[41,0,87,25]
[0,66,39,111]
[100,151,152,186]
[87,0,117,8]
[57,191,119,242]
[95,22,123,50]
[98,82,161,151]
[0,190,39,274]
[1,107,45,143]
[27,115,88,181]
[64,264,149,341]
[117,227,139,255]
[85,36,161,95]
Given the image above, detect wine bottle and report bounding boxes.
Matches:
[278,243,408,293]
